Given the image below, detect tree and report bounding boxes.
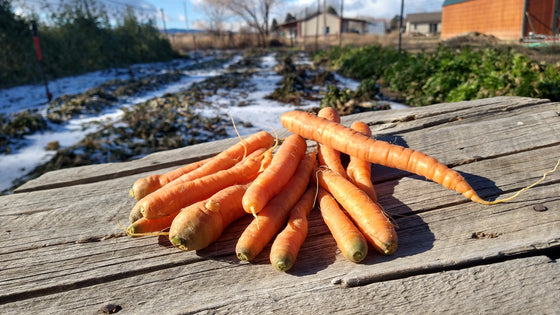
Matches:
[270,18,278,33]
[211,0,283,47]
[199,0,231,36]
[327,5,337,16]
[284,12,296,23]
[389,15,401,32]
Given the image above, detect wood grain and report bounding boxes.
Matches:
[1,96,559,313]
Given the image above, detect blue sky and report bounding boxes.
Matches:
[14,0,445,30]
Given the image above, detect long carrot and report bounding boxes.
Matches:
[316,166,398,255]
[269,186,317,272]
[129,157,211,201]
[164,131,275,188]
[316,187,368,263]
[134,148,270,219]
[126,210,181,237]
[242,134,307,217]
[169,183,250,251]
[316,107,347,177]
[236,151,316,262]
[346,120,378,203]
[129,131,274,201]
[281,110,526,205]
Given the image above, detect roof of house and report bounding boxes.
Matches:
[406,12,442,24]
[443,0,471,6]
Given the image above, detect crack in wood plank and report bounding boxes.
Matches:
[338,244,560,288]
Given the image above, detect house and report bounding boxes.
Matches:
[277,12,384,40]
[441,0,560,40]
[405,12,442,36]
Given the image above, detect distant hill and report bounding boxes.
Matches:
[161,28,205,34]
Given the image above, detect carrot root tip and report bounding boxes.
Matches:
[274,260,292,272]
[170,236,188,251]
[381,241,398,256]
[237,251,252,262]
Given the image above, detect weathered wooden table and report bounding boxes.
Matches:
[1,96,559,314]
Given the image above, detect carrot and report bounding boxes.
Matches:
[346,120,378,203]
[164,131,275,188]
[126,210,181,237]
[316,107,347,177]
[129,131,274,201]
[269,186,317,272]
[281,110,529,205]
[242,134,307,217]
[316,166,398,255]
[236,151,317,262]
[169,183,250,251]
[129,157,211,201]
[316,187,368,263]
[134,148,270,219]
[129,205,144,223]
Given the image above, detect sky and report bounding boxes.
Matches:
[14,0,445,31]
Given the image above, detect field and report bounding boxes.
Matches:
[169,31,560,64]
[2,30,559,194]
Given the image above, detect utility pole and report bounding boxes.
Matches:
[339,0,343,46]
[398,0,404,52]
[303,8,307,50]
[183,1,196,51]
[323,0,327,39]
[315,0,319,51]
[160,8,168,37]
[183,1,189,31]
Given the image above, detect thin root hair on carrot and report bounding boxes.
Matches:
[229,114,280,160]
[230,115,248,159]
[472,158,560,205]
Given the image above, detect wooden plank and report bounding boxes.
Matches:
[1,97,559,312]
[0,254,557,313]
[1,147,558,303]
[14,96,553,193]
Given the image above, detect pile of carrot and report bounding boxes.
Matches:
[123,108,560,272]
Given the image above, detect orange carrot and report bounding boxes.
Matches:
[134,148,270,219]
[317,107,347,177]
[316,187,368,263]
[126,210,181,237]
[280,110,498,205]
[169,183,250,251]
[316,166,397,255]
[129,157,211,201]
[346,120,378,202]
[164,131,275,187]
[129,205,144,223]
[269,186,317,272]
[236,151,316,262]
[242,134,307,217]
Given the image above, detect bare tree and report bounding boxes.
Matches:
[221,0,281,46]
[199,0,231,36]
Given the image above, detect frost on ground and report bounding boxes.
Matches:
[0,51,407,194]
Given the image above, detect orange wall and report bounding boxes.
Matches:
[442,0,525,40]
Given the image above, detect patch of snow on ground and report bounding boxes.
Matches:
[0,55,238,192]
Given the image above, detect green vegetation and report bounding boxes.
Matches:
[0,0,177,88]
[313,44,560,106]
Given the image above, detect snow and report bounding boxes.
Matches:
[0,52,408,193]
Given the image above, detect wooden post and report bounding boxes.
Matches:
[31,21,52,102]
